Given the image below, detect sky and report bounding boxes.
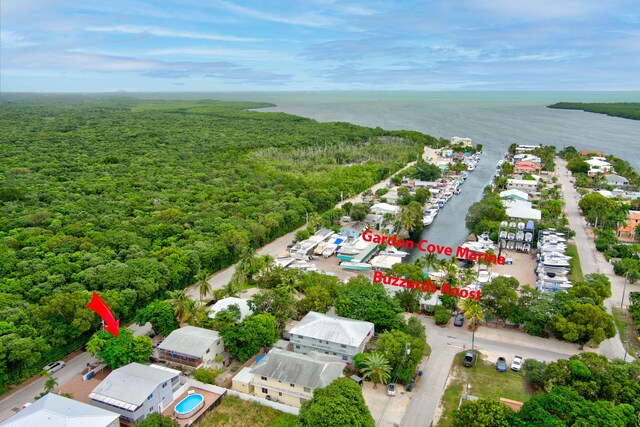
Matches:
[1,0,639,92]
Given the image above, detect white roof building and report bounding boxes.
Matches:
[1,393,119,427]
[208,297,252,320]
[89,363,178,413]
[502,199,533,209]
[450,136,473,147]
[289,312,374,347]
[500,189,529,201]
[370,203,401,216]
[506,205,542,221]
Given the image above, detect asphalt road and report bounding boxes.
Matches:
[556,158,638,361]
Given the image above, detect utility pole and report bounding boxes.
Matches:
[621,271,629,308]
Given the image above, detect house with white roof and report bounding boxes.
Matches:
[586,158,614,176]
[500,189,529,201]
[208,297,252,321]
[506,179,539,193]
[89,363,180,425]
[289,311,374,362]
[605,174,630,186]
[450,136,473,147]
[370,203,401,216]
[157,326,224,369]
[1,393,119,427]
[502,199,533,209]
[250,349,344,407]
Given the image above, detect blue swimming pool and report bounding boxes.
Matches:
[175,394,204,419]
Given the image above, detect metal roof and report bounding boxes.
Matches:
[1,393,119,427]
[251,349,344,389]
[208,298,252,320]
[89,363,177,408]
[289,311,373,347]
[158,326,220,358]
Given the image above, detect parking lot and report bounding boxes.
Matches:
[361,381,412,427]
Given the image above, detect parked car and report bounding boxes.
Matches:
[496,357,507,372]
[43,361,65,373]
[454,314,464,327]
[387,383,397,396]
[463,351,476,367]
[511,356,523,371]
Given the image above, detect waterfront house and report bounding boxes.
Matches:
[605,174,630,187]
[158,326,224,369]
[618,211,640,242]
[513,154,541,164]
[2,393,120,427]
[250,349,344,407]
[89,363,180,425]
[586,158,614,176]
[500,189,529,201]
[514,161,542,174]
[371,203,401,216]
[209,297,252,321]
[506,203,542,221]
[515,144,540,153]
[289,311,374,362]
[506,179,539,193]
[450,136,473,147]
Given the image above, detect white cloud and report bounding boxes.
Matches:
[0,30,37,48]
[144,47,294,61]
[213,1,338,27]
[85,25,261,42]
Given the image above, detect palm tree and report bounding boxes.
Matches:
[182,299,208,326]
[415,252,438,276]
[41,372,58,393]
[196,270,212,305]
[360,352,392,389]
[166,289,189,323]
[461,268,478,288]
[222,280,241,298]
[232,249,261,296]
[458,298,485,331]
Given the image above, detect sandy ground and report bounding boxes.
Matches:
[491,250,538,289]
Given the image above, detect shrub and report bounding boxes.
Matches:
[434,306,451,325]
[194,367,224,384]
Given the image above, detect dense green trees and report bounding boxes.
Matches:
[377,329,425,384]
[0,97,430,391]
[86,328,153,368]
[465,192,508,237]
[220,313,278,362]
[548,102,640,121]
[453,398,512,427]
[335,276,404,331]
[135,300,179,336]
[299,378,374,427]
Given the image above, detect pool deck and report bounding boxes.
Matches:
[162,386,222,426]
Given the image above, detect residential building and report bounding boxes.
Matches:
[586,158,614,176]
[450,136,473,147]
[209,297,252,321]
[618,210,640,242]
[605,174,630,187]
[513,154,541,164]
[89,363,180,425]
[251,349,344,407]
[1,393,119,427]
[502,199,533,209]
[289,311,374,362]
[158,326,224,369]
[500,189,529,201]
[370,203,401,216]
[506,179,539,193]
[579,150,604,157]
[515,144,540,153]
[514,161,542,174]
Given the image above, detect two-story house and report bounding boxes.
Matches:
[89,363,180,426]
[250,349,344,407]
[2,393,120,427]
[157,325,224,369]
[289,311,374,362]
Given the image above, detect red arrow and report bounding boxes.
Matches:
[87,292,120,337]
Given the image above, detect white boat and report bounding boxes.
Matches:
[517,222,525,230]
[378,247,410,257]
[516,231,524,241]
[454,188,461,195]
[524,232,533,242]
[499,230,508,239]
[340,261,372,271]
[423,215,434,226]
[507,232,515,240]
[467,164,475,171]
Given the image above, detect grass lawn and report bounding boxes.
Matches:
[612,308,640,359]
[195,395,298,427]
[437,351,532,427]
[566,243,584,283]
